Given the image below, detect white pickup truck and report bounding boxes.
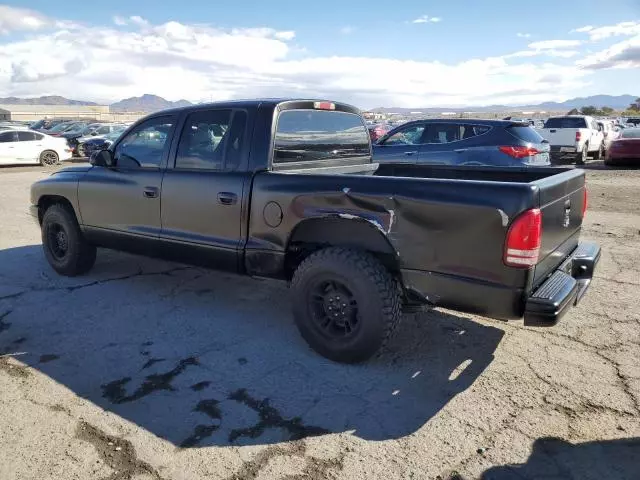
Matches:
[539,115,605,165]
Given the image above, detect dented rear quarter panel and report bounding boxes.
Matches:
[246,170,539,292]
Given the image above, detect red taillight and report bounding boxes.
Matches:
[498,146,540,158]
[504,208,542,268]
[575,131,581,142]
[582,187,588,217]
[313,101,335,110]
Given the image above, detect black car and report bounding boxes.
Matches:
[373,119,550,166]
[30,98,598,363]
[78,131,121,157]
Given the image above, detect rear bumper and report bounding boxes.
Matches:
[524,241,600,326]
[400,241,600,325]
[550,146,579,162]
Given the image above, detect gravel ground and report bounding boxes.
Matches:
[0,162,638,480]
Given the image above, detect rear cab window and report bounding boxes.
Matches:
[544,117,588,129]
[272,108,370,169]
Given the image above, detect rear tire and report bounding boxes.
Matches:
[290,247,401,363]
[595,142,604,160]
[39,150,59,167]
[576,145,587,165]
[41,205,96,276]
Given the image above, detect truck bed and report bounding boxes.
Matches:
[374,163,566,182]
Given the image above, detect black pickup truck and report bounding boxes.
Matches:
[30,99,600,362]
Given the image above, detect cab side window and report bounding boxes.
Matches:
[175,109,247,171]
[113,116,174,169]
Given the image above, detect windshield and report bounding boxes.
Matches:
[47,122,74,132]
[621,128,640,139]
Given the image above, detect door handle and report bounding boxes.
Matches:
[217,192,238,205]
[454,149,467,153]
[404,151,416,156]
[143,186,159,198]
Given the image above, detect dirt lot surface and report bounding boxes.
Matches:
[1,162,638,480]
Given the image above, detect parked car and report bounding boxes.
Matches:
[624,117,640,127]
[30,99,599,363]
[41,121,82,136]
[367,123,392,142]
[373,119,550,166]
[64,124,127,156]
[0,122,30,130]
[30,119,67,131]
[539,116,605,165]
[604,128,640,166]
[77,130,125,157]
[597,120,622,150]
[0,129,72,166]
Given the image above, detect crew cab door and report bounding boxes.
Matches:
[159,108,251,272]
[372,123,425,163]
[78,115,176,253]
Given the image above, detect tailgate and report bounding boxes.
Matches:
[532,169,586,289]
[540,129,575,146]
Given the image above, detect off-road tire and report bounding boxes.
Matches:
[291,247,401,363]
[39,150,59,167]
[41,204,96,276]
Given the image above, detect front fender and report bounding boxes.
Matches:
[30,166,91,224]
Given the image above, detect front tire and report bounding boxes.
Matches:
[290,247,401,363]
[42,205,96,276]
[40,150,59,167]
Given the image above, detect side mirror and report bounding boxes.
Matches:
[90,149,115,167]
[91,131,97,136]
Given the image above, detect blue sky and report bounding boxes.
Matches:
[1,1,639,107]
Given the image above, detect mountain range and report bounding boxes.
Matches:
[372,95,638,114]
[0,94,192,113]
[109,94,192,112]
[0,93,637,113]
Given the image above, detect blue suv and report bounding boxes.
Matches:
[373,119,551,167]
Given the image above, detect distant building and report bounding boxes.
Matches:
[361,111,385,121]
[0,104,143,122]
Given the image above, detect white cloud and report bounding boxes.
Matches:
[0,10,596,108]
[577,35,640,69]
[507,49,580,59]
[274,30,295,41]
[340,26,355,35]
[0,5,50,34]
[412,15,442,24]
[517,33,531,38]
[571,25,594,33]
[577,21,640,41]
[113,16,128,26]
[129,15,149,28]
[571,21,640,69]
[528,39,582,50]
